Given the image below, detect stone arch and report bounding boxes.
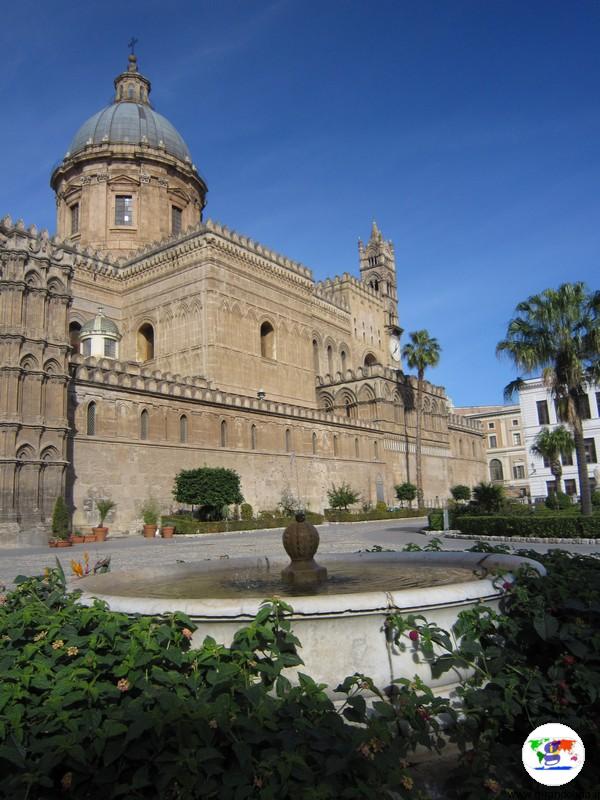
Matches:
[44,358,62,375]
[319,392,334,413]
[24,270,42,287]
[137,322,155,361]
[260,319,276,359]
[47,277,65,294]
[40,445,60,461]
[337,388,358,419]
[140,408,149,440]
[16,443,36,460]
[363,352,378,367]
[358,384,377,418]
[20,354,39,370]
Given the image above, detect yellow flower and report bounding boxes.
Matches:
[33,631,47,642]
[61,772,73,791]
[117,678,131,692]
[484,779,502,795]
[52,639,64,650]
[401,776,414,791]
[208,719,218,729]
[67,646,79,656]
[0,595,7,605]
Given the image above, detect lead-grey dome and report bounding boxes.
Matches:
[67,102,192,163]
[80,311,120,338]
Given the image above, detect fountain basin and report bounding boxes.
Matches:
[76,550,545,698]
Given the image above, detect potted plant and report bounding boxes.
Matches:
[93,498,115,542]
[49,496,72,548]
[71,529,85,544]
[161,519,175,538]
[141,498,160,538]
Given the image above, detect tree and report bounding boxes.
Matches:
[327,482,360,511]
[395,482,417,508]
[173,468,243,520]
[51,496,70,540]
[450,484,471,503]
[498,282,600,515]
[472,481,505,513]
[402,330,441,510]
[530,425,575,495]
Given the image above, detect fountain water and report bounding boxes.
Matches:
[76,514,545,697]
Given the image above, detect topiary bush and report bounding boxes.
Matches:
[455,514,600,538]
[51,496,70,540]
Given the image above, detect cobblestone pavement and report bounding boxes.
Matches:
[1,518,598,589]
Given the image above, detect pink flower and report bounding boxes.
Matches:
[181,628,193,640]
[117,678,131,692]
[408,629,419,642]
[502,581,512,591]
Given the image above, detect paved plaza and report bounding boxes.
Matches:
[1,518,598,589]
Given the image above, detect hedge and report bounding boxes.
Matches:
[455,514,600,538]
[325,509,425,523]
[161,512,324,535]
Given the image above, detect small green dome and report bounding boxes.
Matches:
[80,309,120,338]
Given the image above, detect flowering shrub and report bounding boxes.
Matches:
[0,569,417,799]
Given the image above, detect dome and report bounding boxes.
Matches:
[67,102,192,163]
[81,311,120,338]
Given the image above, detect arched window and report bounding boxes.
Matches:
[333,435,338,456]
[490,459,504,482]
[340,350,347,373]
[285,428,292,452]
[179,415,188,443]
[127,84,134,99]
[137,323,155,361]
[374,440,379,460]
[345,398,352,417]
[220,420,227,447]
[459,438,463,455]
[364,353,377,367]
[260,321,275,359]
[140,409,149,440]
[69,321,82,354]
[312,339,319,373]
[251,424,257,450]
[355,437,360,458]
[86,402,96,436]
[327,345,333,375]
[312,432,317,454]
[472,441,476,456]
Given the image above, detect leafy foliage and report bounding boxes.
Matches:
[455,513,600,538]
[173,468,244,520]
[394,482,417,507]
[471,481,505,513]
[95,498,115,527]
[140,497,161,525]
[326,482,360,511]
[0,571,417,799]
[450,485,470,502]
[240,503,253,520]
[544,490,573,510]
[51,496,70,539]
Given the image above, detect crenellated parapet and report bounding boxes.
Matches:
[447,413,483,433]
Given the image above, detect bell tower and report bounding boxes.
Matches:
[359,221,401,335]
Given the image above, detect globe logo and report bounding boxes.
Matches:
[522,723,585,787]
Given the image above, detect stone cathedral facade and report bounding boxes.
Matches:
[0,55,485,544]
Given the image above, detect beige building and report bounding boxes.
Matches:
[454,404,529,498]
[0,55,485,544]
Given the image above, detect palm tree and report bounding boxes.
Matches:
[497,282,600,515]
[530,425,575,495]
[402,329,441,509]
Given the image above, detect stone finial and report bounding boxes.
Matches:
[281,512,327,586]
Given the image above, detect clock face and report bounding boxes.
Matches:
[389,336,401,362]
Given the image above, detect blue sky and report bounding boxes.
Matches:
[1,1,599,405]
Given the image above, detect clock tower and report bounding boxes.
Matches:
[358,221,403,364]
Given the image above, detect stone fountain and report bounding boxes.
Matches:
[76,514,545,698]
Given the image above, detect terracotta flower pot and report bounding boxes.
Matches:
[161,526,175,538]
[51,539,72,548]
[93,526,108,542]
[71,535,85,544]
[83,534,97,543]
[143,524,157,538]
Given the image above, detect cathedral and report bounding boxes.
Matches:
[0,54,485,544]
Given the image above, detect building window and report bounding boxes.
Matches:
[327,345,333,375]
[333,435,338,456]
[260,321,275,359]
[472,441,476,456]
[179,415,188,443]
[82,339,92,357]
[564,479,577,496]
[536,400,550,425]
[137,323,154,361]
[584,437,597,464]
[489,435,497,449]
[220,420,227,447]
[512,432,521,446]
[488,422,495,429]
[251,424,257,450]
[490,458,503,481]
[561,449,574,466]
[340,350,347,373]
[596,391,600,417]
[285,428,292,452]
[140,409,149,440]
[115,195,133,226]
[312,432,317,454]
[86,402,96,436]
[546,480,557,496]
[577,393,591,420]
[171,206,182,236]
[374,440,379,459]
[355,437,359,458]
[69,321,82,354]
[70,203,79,235]
[543,455,551,468]
[312,340,319,373]
[512,419,519,426]
[104,338,116,358]
[513,464,525,479]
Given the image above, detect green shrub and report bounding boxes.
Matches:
[140,497,160,525]
[394,482,417,507]
[327,482,361,511]
[545,491,573,510]
[240,502,253,520]
[173,467,243,520]
[95,498,115,527]
[455,514,600,538]
[375,500,388,513]
[161,513,325,535]
[591,489,600,508]
[450,484,471,502]
[0,571,414,798]
[472,481,505,513]
[325,508,424,522]
[427,510,444,530]
[51,496,70,539]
